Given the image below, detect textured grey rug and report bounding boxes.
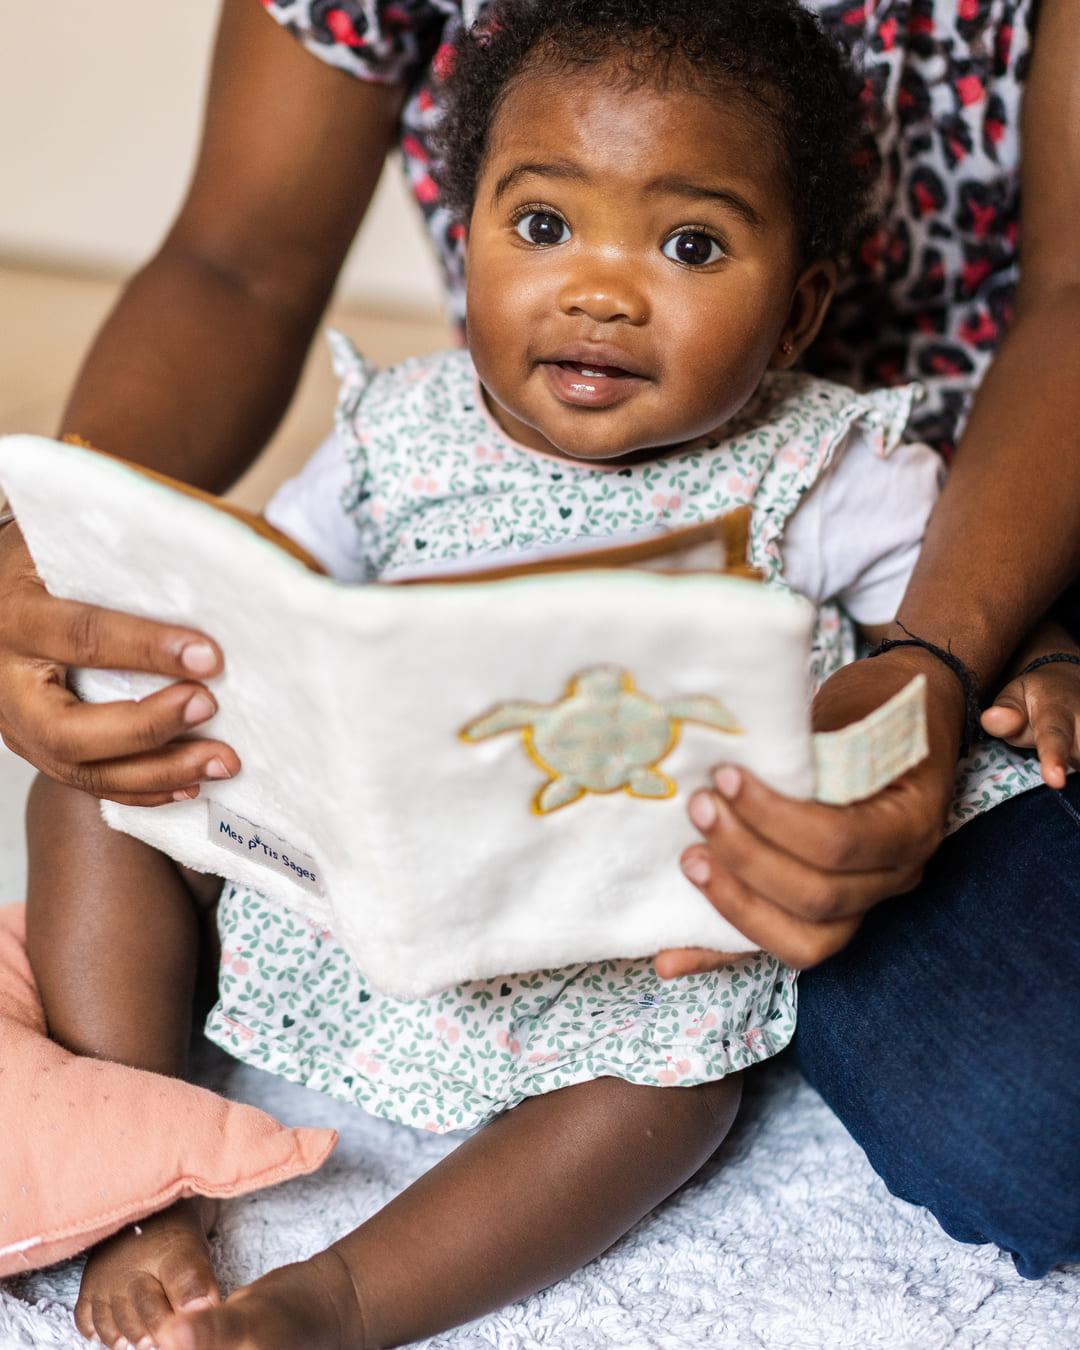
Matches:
[2,1042,1076,1350]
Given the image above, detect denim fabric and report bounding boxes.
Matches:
[794,778,1080,1278]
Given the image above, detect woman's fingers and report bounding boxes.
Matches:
[675,762,944,969]
[4,582,222,681]
[674,851,864,969]
[0,527,231,794]
[688,767,933,901]
[0,674,239,801]
[652,947,749,979]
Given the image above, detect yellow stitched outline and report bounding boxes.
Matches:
[459,668,738,815]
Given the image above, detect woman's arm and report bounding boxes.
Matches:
[0,0,406,803]
[662,0,1080,971]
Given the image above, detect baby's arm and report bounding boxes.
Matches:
[980,619,1080,788]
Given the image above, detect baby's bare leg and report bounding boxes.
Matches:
[156,1072,741,1350]
[25,773,223,1348]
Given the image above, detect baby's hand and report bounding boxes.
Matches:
[981,649,1080,789]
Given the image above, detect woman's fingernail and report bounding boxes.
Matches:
[713,766,741,798]
[682,855,711,886]
[204,758,231,780]
[688,791,717,831]
[183,693,216,725]
[180,641,217,676]
[173,786,200,802]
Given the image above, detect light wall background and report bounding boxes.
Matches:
[0,0,446,316]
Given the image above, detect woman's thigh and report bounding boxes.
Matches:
[794,777,1080,1278]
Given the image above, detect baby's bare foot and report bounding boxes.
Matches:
[74,1197,219,1349]
[155,1250,362,1350]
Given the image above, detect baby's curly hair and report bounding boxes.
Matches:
[434,0,875,265]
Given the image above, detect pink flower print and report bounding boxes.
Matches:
[781,446,808,469]
[352,1051,382,1075]
[684,1013,716,1039]
[221,947,249,976]
[470,520,487,538]
[410,475,439,493]
[475,445,488,459]
[657,1069,678,1085]
[651,493,683,514]
[220,1015,254,1043]
[370,502,385,520]
[496,1029,522,1055]
[676,1059,691,1076]
[744,1028,764,1053]
[434,1016,460,1045]
[527,1051,559,1064]
[726,475,752,498]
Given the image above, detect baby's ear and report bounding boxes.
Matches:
[771,260,837,368]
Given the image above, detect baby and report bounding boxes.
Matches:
[26,0,949,1346]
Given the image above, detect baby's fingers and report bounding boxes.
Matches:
[983,670,1080,788]
[979,699,1032,746]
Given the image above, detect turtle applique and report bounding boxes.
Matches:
[460,666,742,814]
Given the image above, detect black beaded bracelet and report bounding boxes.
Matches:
[867,625,983,758]
[1016,651,1080,679]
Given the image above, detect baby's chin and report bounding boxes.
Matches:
[482,387,718,464]
[541,432,708,467]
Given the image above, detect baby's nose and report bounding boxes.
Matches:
[558,256,648,325]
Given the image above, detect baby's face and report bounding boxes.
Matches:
[465,65,826,464]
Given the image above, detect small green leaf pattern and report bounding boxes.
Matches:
[207,888,797,1134]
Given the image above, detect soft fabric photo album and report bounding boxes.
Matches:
[0,435,925,997]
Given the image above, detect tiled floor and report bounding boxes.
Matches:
[0,261,453,904]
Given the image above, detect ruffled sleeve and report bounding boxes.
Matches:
[262,332,380,582]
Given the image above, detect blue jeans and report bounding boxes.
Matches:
[794,778,1080,1278]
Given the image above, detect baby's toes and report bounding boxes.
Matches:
[154,1236,220,1317]
[75,1288,142,1349]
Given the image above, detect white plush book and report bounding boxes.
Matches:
[0,436,925,997]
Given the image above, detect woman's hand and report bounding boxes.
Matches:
[655,649,962,975]
[980,626,1080,789]
[0,523,239,805]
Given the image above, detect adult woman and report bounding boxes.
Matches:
[2,0,1078,1280]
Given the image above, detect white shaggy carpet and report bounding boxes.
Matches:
[2,1041,1077,1350]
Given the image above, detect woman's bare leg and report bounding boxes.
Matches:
[155,1071,741,1350]
[25,773,223,1347]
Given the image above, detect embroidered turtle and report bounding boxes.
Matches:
[460,666,742,814]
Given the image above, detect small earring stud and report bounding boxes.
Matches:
[780,341,793,355]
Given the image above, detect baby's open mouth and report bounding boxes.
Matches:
[558,361,635,379]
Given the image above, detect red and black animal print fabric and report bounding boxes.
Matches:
[260,0,1034,455]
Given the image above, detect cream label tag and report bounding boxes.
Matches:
[208,803,323,895]
[812,674,928,805]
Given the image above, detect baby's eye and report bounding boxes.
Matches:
[515,212,571,246]
[662,232,724,266]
